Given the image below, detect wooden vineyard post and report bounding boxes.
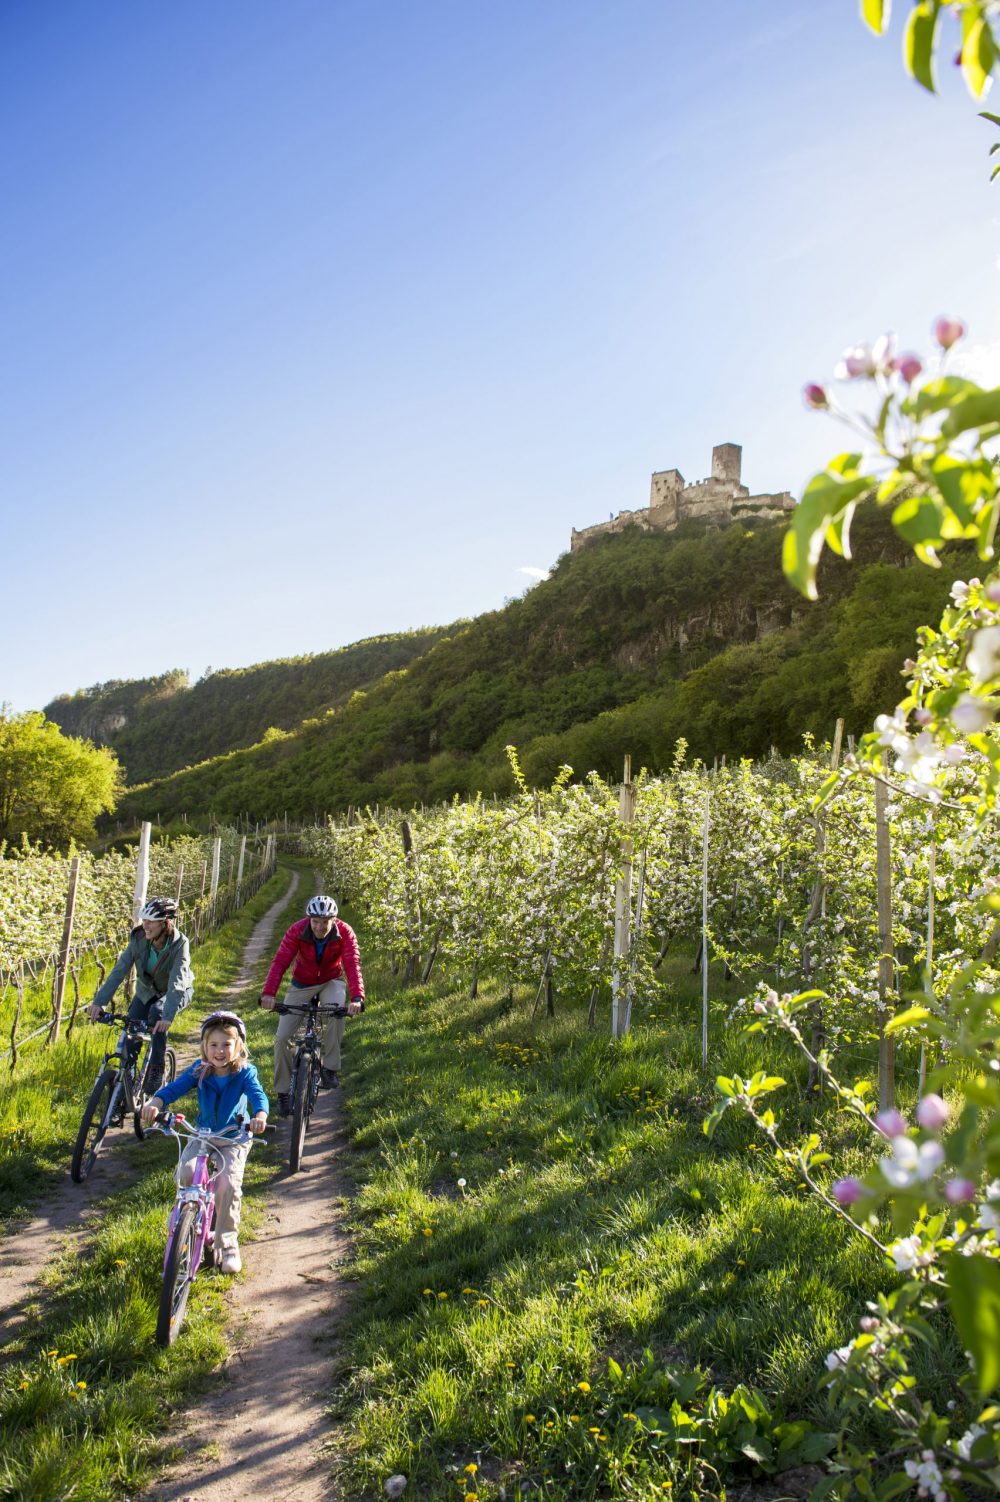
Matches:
[400,820,421,983]
[611,755,635,1040]
[49,857,81,1044]
[875,774,896,1110]
[805,718,844,1092]
[236,835,247,905]
[918,837,936,1096]
[132,821,152,922]
[701,787,710,1071]
[209,838,222,914]
[174,861,184,907]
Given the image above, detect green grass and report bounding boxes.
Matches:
[0,863,306,1502]
[327,949,957,1502]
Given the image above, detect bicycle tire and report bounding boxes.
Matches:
[201,1202,217,1270]
[133,1042,178,1140]
[156,1201,198,1347]
[71,1069,120,1184]
[289,1054,313,1173]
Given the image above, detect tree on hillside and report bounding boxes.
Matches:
[0,710,122,849]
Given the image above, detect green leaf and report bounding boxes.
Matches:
[991,161,1000,182]
[942,388,1000,439]
[931,455,997,531]
[981,110,1000,127]
[783,462,874,599]
[884,1004,932,1035]
[906,375,981,418]
[825,500,857,559]
[892,492,946,548]
[945,1250,1000,1394]
[904,0,941,93]
[962,15,996,100]
[861,0,890,36]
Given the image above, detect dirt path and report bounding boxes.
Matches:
[0,872,301,1350]
[141,867,352,1502]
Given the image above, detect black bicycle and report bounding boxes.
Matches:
[70,1011,177,1183]
[273,999,348,1173]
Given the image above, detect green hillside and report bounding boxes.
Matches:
[45,627,458,783]
[110,511,969,823]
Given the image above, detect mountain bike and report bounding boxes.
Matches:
[273,999,348,1173]
[149,1114,259,1346]
[70,1011,177,1184]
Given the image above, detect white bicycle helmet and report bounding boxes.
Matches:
[139,896,177,922]
[306,894,338,918]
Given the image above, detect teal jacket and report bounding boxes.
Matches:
[94,925,194,1022]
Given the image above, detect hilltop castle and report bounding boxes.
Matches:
[570,443,795,552]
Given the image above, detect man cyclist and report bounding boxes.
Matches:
[86,895,193,1096]
[260,894,365,1115]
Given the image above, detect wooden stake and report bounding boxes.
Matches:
[49,857,81,1045]
[701,789,710,1070]
[875,775,895,1109]
[611,755,634,1040]
[132,821,152,922]
[918,837,936,1095]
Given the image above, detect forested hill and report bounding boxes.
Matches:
[110,511,971,824]
[45,627,458,783]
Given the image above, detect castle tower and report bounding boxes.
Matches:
[711,443,742,485]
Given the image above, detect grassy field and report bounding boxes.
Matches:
[327,950,958,1502]
[0,864,304,1501]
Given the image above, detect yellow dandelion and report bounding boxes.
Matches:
[505,1361,515,1369]
[45,1350,58,1357]
[438,1292,448,1300]
[423,1288,433,1296]
[577,1381,591,1393]
[737,1258,746,1266]
[589,1426,601,1434]
[569,1415,579,1422]
[76,1381,87,1390]
[466,1494,479,1502]
[525,1413,535,1423]
[18,1380,30,1390]
[462,1287,476,1295]
[113,1259,126,1266]
[477,1299,488,1308]
[751,1226,762,1234]
[56,1354,77,1365]
[423,1227,433,1237]
[624,1412,637,1420]
[464,1463,478,1475]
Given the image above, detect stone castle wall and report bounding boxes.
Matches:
[570,443,795,552]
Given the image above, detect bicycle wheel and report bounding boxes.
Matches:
[289,1054,314,1173]
[200,1202,217,1270]
[156,1202,198,1347]
[71,1069,120,1184]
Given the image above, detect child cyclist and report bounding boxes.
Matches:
[141,1011,267,1274]
[259,894,365,1116]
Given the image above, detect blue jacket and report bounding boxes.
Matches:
[155,1061,269,1131]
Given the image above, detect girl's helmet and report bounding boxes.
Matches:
[306,894,338,918]
[200,1010,247,1043]
[139,896,178,922]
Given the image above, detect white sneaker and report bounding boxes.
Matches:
[220,1246,242,1274]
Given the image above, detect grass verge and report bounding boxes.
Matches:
[328,948,958,1502]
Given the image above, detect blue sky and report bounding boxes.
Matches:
[3,0,999,712]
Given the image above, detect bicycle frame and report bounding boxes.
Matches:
[157,1116,252,1274]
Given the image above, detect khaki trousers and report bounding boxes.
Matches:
[178,1136,249,1248]
[272,978,347,1092]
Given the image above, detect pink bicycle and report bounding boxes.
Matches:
[151,1113,257,1347]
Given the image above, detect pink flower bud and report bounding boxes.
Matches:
[802,383,829,410]
[891,353,923,384]
[833,1176,864,1205]
[944,1177,977,1204]
[986,580,1000,605]
[933,316,966,350]
[913,707,932,726]
[875,1109,907,1138]
[859,1315,880,1332]
[916,1093,950,1131]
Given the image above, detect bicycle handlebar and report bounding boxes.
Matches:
[150,1113,258,1146]
[92,1009,150,1036]
[271,1002,350,1017]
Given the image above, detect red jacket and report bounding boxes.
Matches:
[263,918,365,1002]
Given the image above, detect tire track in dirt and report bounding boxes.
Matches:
[0,871,301,1352]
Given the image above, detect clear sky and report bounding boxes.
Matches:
[3,0,999,712]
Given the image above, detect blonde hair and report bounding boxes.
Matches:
[200,1023,249,1072]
